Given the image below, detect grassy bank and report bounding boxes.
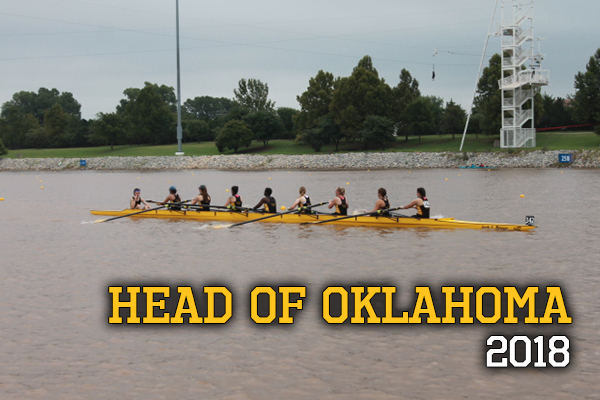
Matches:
[2,132,598,159]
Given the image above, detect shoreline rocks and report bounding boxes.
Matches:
[1,149,599,171]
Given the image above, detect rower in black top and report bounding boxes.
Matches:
[328,187,348,216]
[288,186,313,214]
[160,186,182,211]
[191,184,211,211]
[130,188,150,210]
[253,187,277,213]
[400,187,430,218]
[368,188,390,216]
[224,186,243,209]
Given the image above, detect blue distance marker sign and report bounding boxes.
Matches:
[558,154,572,163]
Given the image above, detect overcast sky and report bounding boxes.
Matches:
[1,0,598,119]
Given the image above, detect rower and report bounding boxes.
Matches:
[190,184,211,211]
[288,186,312,213]
[369,188,390,216]
[160,186,182,211]
[253,187,277,213]
[224,186,243,209]
[328,187,348,215]
[399,187,430,218]
[130,188,150,210]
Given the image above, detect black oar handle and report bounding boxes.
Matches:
[303,206,404,225]
[228,201,328,228]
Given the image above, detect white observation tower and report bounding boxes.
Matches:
[497,0,549,148]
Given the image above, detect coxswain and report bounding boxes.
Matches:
[399,187,430,218]
[190,184,211,211]
[160,186,182,211]
[253,187,277,213]
[130,188,150,210]
[368,188,390,216]
[224,186,243,209]
[288,186,312,213]
[328,187,348,215]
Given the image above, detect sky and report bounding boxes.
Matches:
[1,0,598,120]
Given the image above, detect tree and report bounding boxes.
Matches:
[183,120,214,142]
[0,106,40,149]
[473,54,502,136]
[318,114,344,151]
[439,100,466,139]
[184,96,234,120]
[392,68,421,141]
[276,107,299,139]
[404,97,435,143]
[358,115,395,149]
[572,48,600,124]
[233,78,275,112]
[215,120,253,153]
[0,137,7,156]
[44,103,70,147]
[1,87,81,125]
[243,110,285,147]
[538,94,574,129]
[295,70,337,131]
[296,128,327,152]
[88,112,126,150]
[122,85,176,144]
[330,56,393,142]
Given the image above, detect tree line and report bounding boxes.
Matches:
[1,49,600,155]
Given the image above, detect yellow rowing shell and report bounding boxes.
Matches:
[90,209,536,231]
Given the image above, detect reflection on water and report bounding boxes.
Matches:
[1,168,599,399]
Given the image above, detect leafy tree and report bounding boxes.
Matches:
[1,87,81,125]
[330,56,393,142]
[122,85,176,144]
[117,83,177,115]
[183,120,214,142]
[572,48,600,124]
[215,120,253,153]
[24,127,49,149]
[88,112,126,150]
[0,106,40,148]
[404,97,435,143]
[276,107,299,139]
[233,78,275,112]
[538,94,574,128]
[358,115,395,149]
[295,70,337,131]
[296,128,328,152]
[392,68,421,141]
[473,54,502,136]
[44,103,70,147]
[243,110,285,147]
[318,114,344,151]
[184,96,234,120]
[439,100,466,139]
[0,137,8,156]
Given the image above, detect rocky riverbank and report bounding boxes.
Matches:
[1,149,599,171]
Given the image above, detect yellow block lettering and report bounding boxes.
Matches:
[540,287,572,323]
[351,287,381,323]
[476,287,501,323]
[279,286,306,324]
[251,287,276,324]
[322,287,348,324]
[504,286,539,323]
[204,286,232,324]
[381,287,408,323]
[108,286,141,324]
[442,286,474,324]
[171,287,203,324]
[409,287,441,324]
[143,287,170,323]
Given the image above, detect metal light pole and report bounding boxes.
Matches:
[175,0,184,155]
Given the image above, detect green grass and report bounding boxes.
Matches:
[3,132,599,159]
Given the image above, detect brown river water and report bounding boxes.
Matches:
[1,168,599,399]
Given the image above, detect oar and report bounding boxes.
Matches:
[93,204,166,223]
[221,202,327,228]
[94,199,191,223]
[301,206,405,225]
